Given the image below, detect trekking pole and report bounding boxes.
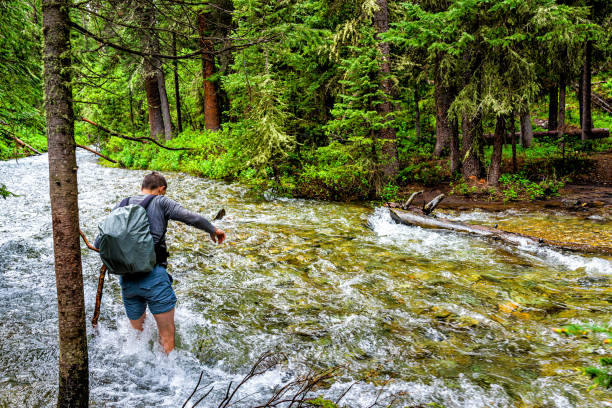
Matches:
[79,229,106,328]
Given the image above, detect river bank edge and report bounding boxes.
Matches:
[2,147,612,218]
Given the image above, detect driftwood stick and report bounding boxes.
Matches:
[390,208,612,256]
[80,117,192,151]
[91,264,106,328]
[401,191,423,210]
[76,144,122,166]
[423,193,445,215]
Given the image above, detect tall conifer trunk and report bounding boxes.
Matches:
[461,113,484,179]
[449,117,460,174]
[172,33,183,133]
[488,115,506,186]
[42,0,89,405]
[581,40,593,141]
[157,69,174,139]
[520,110,533,148]
[547,86,558,131]
[198,12,221,130]
[140,3,165,139]
[558,72,566,134]
[373,0,399,180]
[434,61,452,157]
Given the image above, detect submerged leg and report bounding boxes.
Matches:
[153,308,175,354]
[129,313,146,331]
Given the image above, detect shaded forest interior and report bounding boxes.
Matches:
[1,0,612,201]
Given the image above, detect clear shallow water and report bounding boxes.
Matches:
[1,151,612,407]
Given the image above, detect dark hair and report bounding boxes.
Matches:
[142,172,167,190]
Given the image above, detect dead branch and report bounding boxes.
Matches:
[70,21,276,60]
[80,117,192,151]
[182,371,205,408]
[2,132,43,155]
[423,193,445,215]
[76,144,123,166]
[401,191,423,210]
[390,208,612,256]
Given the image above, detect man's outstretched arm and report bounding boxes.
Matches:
[161,196,225,244]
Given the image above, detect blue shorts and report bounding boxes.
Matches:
[119,265,177,320]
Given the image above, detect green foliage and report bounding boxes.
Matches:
[499,173,565,201]
[296,138,375,200]
[0,184,17,199]
[553,324,612,389]
[305,397,338,408]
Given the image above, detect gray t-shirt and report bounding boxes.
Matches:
[95,194,216,264]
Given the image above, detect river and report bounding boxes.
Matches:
[1,151,611,407]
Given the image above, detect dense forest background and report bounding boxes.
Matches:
[1,0,611,201]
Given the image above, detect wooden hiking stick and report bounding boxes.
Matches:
[79,229,105,328]
[91,265,106,328]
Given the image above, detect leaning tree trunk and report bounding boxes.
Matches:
[42,0,89,406]
[433,59,452,157]
[488,115,506,186]
[520,110,533,148]
[140,3,165,139]
[547,85,558,131]
[373,0,399,180]
[581,40,593,141]
[461,112,484,179]
[156,69,174,139]
[197,12,221,131]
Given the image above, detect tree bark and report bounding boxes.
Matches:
[558,72,566,134]
[140,4,165,139]
[372,0,399,180]
[414,85,421,141]
[433,63,452,157]
[547,86,558,131]
[581,40,593,141]
[42,1,89,406]
[520,110,533,148]
[488,115,506,186]
[156,69,174,139]
[172,33,182,133]
[510,115,517,173]
[578,71,584,128]
[449,117,460,174]
[461,113,484,179]
[198,12,221,131]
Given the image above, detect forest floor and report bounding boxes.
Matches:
[395,151,612,215]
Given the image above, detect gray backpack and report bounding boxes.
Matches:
[97,195,157,275]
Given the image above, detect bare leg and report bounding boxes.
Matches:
[153,308,175,354]
[129,313,146,331]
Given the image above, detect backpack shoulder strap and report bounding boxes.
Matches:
[118,197,131,208]
[140,194,157,209]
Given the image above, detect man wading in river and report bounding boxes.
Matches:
[95,172,225,353]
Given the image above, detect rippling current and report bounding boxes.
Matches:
[1,151,612,407]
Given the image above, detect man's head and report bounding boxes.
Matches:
[141,172,167,195]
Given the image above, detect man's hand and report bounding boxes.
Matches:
[210,228,226,244]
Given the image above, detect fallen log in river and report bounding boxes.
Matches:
[389,208,612,257]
